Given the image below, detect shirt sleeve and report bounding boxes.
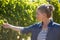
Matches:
[20,24,37,34]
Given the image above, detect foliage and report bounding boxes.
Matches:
[0,20,4,26]
[0,0,60,40]
[49,0,60,23]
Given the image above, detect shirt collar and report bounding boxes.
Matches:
[39,19,53,28]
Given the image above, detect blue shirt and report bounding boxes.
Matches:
[21,20,60,40]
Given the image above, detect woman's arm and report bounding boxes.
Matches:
[3,23,24,32]
[3,23,36,34]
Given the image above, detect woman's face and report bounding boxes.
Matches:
[36,10,47,21]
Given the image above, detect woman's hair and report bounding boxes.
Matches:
[37,4,55,18]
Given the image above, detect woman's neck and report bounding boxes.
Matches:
[42,19,50,30]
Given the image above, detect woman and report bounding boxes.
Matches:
[3,4,60,40]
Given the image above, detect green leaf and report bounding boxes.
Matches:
[0,20,4,26]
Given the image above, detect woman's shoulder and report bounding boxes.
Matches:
[53,22,60,27]
[28,22,42,28]
[52,22,60,32]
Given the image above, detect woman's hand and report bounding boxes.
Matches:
[3,23,11,28]
[3,23,21,32]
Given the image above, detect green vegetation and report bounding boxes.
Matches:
[0,0,60,40]
[0,20,4,26]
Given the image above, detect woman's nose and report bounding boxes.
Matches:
[36,15,38,18]
[36,15,39,18]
